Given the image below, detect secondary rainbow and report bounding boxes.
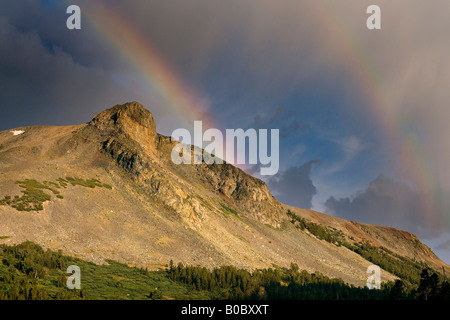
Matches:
[321,1,443,228]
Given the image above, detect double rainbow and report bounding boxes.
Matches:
[75,2,443,230]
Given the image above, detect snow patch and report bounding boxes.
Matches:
[11,130,25,136]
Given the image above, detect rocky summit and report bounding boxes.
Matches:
[0,102,447,286]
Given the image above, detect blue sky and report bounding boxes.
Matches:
[1,0,450,263]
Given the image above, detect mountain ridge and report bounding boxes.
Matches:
[0,101,447,286]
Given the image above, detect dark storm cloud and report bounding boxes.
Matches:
[268,160,320,209]
[0,17,133,130]
[324,174,441,238]
[0,0,126,71]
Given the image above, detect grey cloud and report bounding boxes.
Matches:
[268,160,320,209]
[253,105,310,139]
[0,17,126,129]
[324,174,443,238]
[435,239,450,251]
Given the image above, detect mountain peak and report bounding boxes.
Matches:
[90,101,156,134]
[88,102,157,156]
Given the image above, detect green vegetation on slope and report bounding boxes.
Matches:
[345,241,428,284]
[168,261,389,300]
[218,202,240,218]
[168,261,450,300]
[1,241,449,300]
[63,177,112,189]
[286,209,432,285]
[0,241,207,300]
[287,210,346,245]
[0,177,112,212]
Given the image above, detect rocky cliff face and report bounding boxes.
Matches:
[79,102,284,228]
[89,102,158,157]
[81,102,158,174]
[0,102,447,286]
[193,163,284,227]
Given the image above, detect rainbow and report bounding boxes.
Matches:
[81,2,215,130]
[73,1,247,166]
[319,1,443,229]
